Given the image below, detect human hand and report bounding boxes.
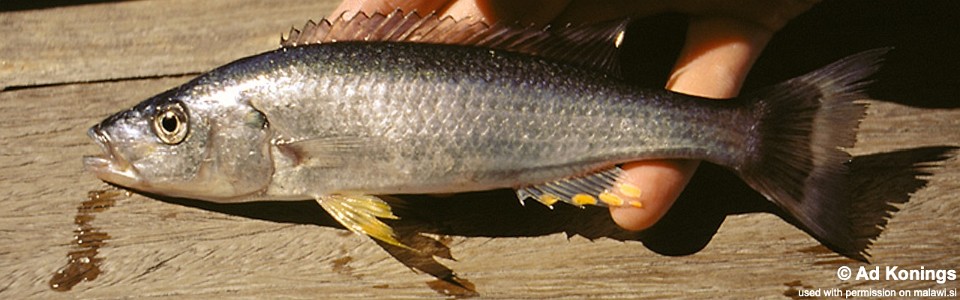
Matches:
[330,0,819,231]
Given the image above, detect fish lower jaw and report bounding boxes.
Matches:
[83,155,143,188]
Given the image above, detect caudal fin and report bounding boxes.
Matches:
[737,48,944,261]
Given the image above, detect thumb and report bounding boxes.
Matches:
[610,160,699,231]
[609,17,773,231]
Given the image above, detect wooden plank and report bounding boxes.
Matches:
[0,0,337,89]
[1,1,958,298]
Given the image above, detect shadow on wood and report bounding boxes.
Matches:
[0,0,130,12]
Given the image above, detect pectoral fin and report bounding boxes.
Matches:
[276,136,373,168]
[516,166,641,208]
[316,193,411,250]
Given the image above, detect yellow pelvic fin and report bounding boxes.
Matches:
[316,193,412,250]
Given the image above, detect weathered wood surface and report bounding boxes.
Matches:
[1,1,958,298]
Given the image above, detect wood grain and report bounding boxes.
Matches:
[1,1,958,298]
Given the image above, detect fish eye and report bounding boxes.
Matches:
[153,104,189,145]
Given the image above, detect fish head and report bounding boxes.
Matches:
[84,82,274,202]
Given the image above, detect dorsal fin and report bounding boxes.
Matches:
[282,9,629,75]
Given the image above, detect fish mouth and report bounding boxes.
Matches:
[83,125,142,188]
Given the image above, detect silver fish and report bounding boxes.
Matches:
[84,11,936,260]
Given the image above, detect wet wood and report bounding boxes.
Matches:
[1,1,958,298]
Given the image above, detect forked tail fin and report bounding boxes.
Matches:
[736,48,950,261]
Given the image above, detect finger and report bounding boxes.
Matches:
[551,0,675,24]
[609,160,699,231]
[443,0,571,24]
[327,0,456,19]
[666,17,774,98]
[671,0,821,31]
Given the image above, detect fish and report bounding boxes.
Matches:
[84,10,954,261]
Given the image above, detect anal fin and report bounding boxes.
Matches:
[316,193,411,250]
[517,166,639,208]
